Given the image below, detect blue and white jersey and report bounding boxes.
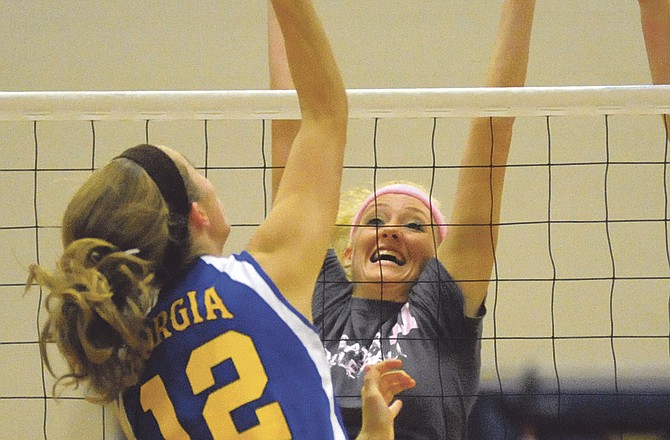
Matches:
[119,251,347,440]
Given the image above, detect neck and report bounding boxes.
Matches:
[351,281,409,303]
[189,233,223,258]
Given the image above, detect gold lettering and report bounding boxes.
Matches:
[143,326,155,351]
[153,311,172,343]
[170,298,190,332]
[204,287,234,320]
[187,290,204,324]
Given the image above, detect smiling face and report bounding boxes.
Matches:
[344,193,441,302]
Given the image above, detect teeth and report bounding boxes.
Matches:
[371,250,405,266]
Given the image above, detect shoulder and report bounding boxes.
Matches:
[199,252,253,273]
[155,253,280,314]
[415,257,458,292]
[196,252,277,288]
[313,249,353,328]
[320,248,347,278]
[409,258,485,324]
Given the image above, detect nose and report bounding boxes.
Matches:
[380,226,399,240]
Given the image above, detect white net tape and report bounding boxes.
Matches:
[1,85,670,121]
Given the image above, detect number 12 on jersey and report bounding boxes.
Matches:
[140,331,292,439]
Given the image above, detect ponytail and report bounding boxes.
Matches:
[29,144,200,402]
[28,238,155,403]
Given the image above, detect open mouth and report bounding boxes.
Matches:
[371,250,406,266]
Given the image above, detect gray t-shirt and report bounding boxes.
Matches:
[313,249,484,440]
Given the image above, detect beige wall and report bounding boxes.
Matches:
[1,1,667,438]
[1,0,653,91]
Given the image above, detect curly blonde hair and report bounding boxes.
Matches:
[26,151,199,403]
[28,238,155,403]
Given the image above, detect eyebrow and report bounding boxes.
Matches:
[362,203,431,219]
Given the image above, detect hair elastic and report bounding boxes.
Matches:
[349,183,447,242]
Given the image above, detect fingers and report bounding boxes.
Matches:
[359,359,415,438]
[379,369,416,400]
[367,358,404,375]
[363,359,416,404]
[361,363,381,397]
[388,400,404,419]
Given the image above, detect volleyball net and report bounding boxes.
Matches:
[0,86,669,438]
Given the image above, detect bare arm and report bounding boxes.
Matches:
[638,0,670,127]
[248,0,347,321]
[268,4,301,201]
[438,0,536,318]
[268,8,418,438]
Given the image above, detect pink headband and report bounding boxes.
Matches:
[349,184,447,242]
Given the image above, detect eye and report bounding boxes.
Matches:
[366,217,384,226]
[406,222,424,231]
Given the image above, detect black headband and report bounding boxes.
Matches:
[117,144,190,217]
[116,144,191,286]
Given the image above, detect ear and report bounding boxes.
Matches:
[188,202,209,230]
[342,245,353,269]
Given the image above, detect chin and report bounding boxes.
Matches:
[352,274,410,302]
[354,260,413,280]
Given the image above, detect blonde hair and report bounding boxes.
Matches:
[28,238,154,403]
[27,151,199,403]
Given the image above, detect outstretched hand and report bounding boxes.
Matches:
[357,359,416,440]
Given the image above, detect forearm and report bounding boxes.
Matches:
[270,0,347,126]
[269,0,346,204]
[269,2,294,93]
[484,0,535,88]
[638,0,670,123]
[471,0,535,145]
[639,0,670,84]
[270,0,347,224]
[462,0,535,181]
[441,0,535,317]
[254,0,347,320]
[269,2,300,200]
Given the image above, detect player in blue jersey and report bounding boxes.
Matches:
[26,0,415,439]
[270,1,536,438]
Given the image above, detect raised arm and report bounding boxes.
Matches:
[248,0,347,320]
[638,0,670,127]
[269,3,301,202]
[639,0,670,85]
[438,0,536,318]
